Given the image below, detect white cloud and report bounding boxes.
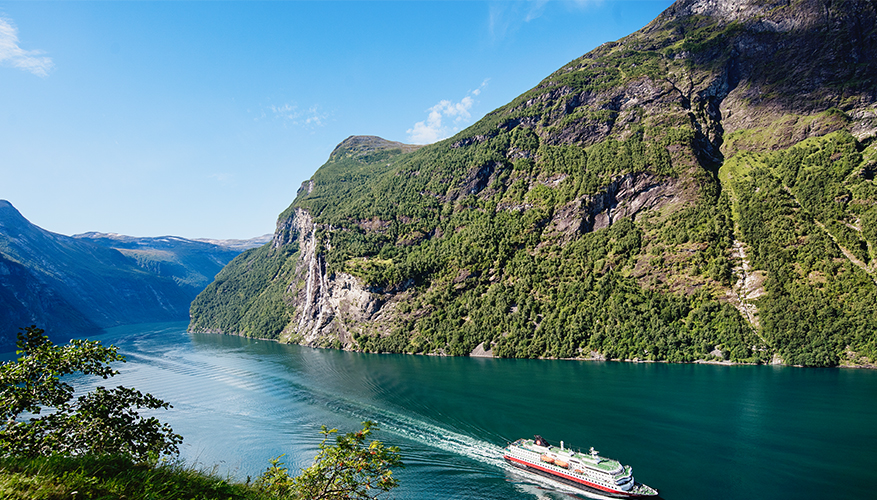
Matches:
[263,102,329,128]
[0,16,53,77]
[407,80,489,145]
[304,105,325,126]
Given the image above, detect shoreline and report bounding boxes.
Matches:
[186,326,877,370]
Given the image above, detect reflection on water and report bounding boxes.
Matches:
[10,322,875,500]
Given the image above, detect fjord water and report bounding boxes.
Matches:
[42,323,877,499]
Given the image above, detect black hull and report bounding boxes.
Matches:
[504,456,654,499]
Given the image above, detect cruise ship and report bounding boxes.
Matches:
[503,436,658,498]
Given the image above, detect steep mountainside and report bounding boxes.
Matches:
[0,200,257,349]
[191,0,877,367]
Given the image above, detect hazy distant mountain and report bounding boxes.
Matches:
[191,0,877,367]
[72,232,268,290]
[190,235,273,252]
[0,200,263,349]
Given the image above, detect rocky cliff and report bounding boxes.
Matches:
[190,0,877,367]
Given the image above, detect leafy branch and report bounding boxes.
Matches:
[0,326,182,461]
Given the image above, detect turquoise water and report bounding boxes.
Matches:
[17,322,877,499]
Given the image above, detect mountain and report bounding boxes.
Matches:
[0,200,261,349]
[189,235,273,252]
[190,0,877,367]
[71,232,269,290]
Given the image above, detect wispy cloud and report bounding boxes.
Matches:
[407,80,489,145]
[208,172,233,183]
[525,0,550,22]
[488,0,602,42]
[0,16,53,77]
[259,102,330,128]
[488,0,548,42]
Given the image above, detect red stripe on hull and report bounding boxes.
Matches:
[504,454,633,496]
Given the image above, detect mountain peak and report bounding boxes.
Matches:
[666,0,800,23]
[659,0,875,31]
[0,200,36,234]
[0,199,19,214]
[328,135,422,161]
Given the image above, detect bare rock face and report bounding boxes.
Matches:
[666,0,812,29]
[276,208,391,347]
[272,208,308,249]
[543,173,687,241]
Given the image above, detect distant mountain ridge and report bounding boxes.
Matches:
[0,200,265,349]
[74,232,273,253]
[71,232,269,290]
[191,0,877,367]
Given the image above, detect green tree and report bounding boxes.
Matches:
[0,326,182,461]
[257,421,402,500]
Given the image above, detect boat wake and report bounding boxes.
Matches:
[85,327,641,499]
[320,395,509,470]
[114,342,509,472]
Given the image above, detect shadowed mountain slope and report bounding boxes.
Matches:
[0,200,261,349]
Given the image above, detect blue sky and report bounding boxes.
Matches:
[1,0,674,240]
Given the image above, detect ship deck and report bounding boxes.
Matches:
[518,439,623,473]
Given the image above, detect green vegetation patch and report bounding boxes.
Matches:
[723,131,877,366]
[189,243,299,339]
[0,454,263,500]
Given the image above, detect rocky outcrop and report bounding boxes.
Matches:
[277,208,387,347]
[727,239,765,328]
[272,208,308,249]
[543,172,687,241]
[664,0,817,29]
[586,173,686,231]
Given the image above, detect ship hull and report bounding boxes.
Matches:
[504,455,654,499]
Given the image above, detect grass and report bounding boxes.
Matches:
[0,454,276,500]
[718,151,767,226]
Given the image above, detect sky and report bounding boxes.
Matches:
[1,0,675,240]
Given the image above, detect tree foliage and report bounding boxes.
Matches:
[730,132,877,366]
[0,326,182,460]
[189,244,299,339]
[256,421,402,500]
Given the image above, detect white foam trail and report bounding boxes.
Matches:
[506,468,615,500]
[116,345,507,471]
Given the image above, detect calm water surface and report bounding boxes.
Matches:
[18,322,877,499]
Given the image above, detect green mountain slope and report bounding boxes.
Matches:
[190,0,877,367]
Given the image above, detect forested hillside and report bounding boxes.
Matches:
[191,0,877,367]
